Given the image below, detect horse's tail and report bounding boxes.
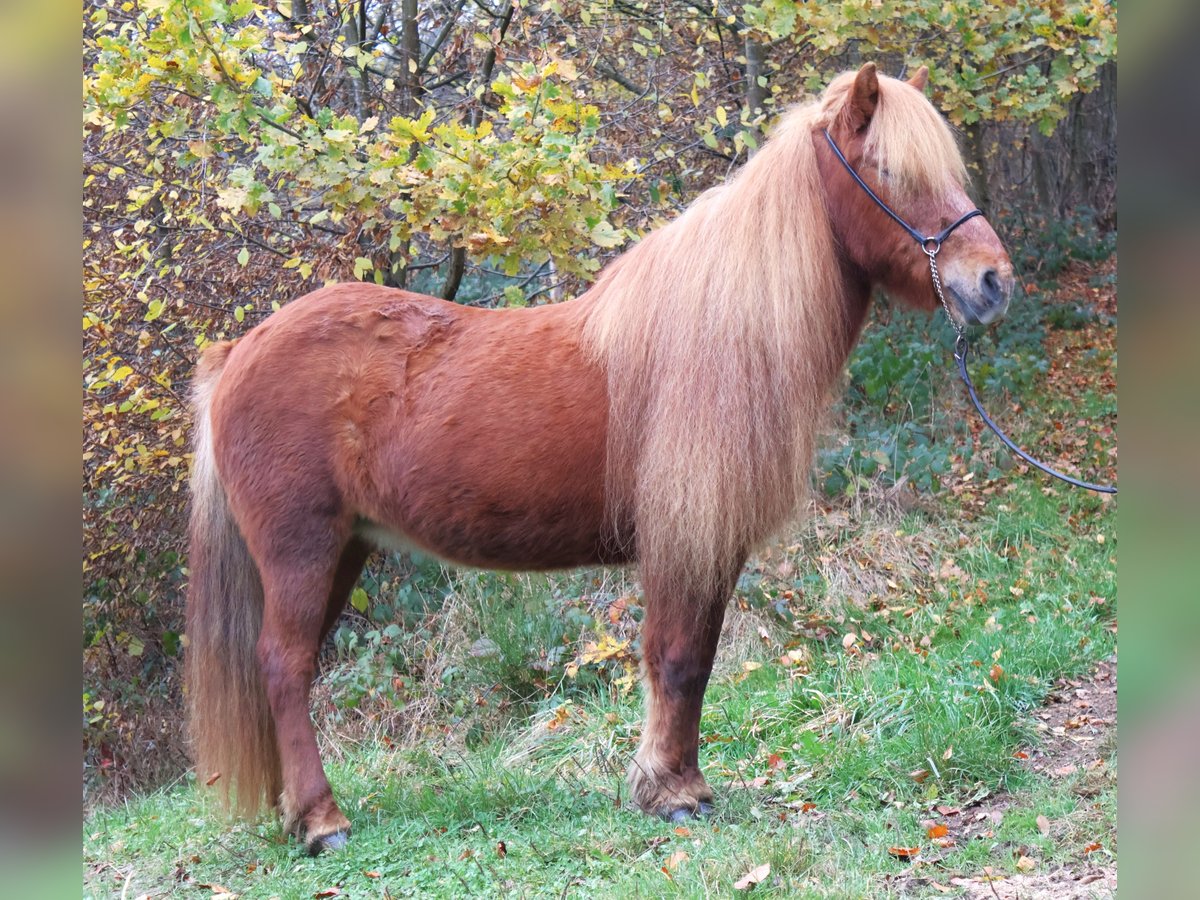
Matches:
[184,340,280,817]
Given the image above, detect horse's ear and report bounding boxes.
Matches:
[907,66,929,93]
[844,62,879,132]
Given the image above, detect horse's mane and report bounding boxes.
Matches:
[580,71,965,593]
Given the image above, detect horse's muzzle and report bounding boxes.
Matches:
[950,268,1013,326]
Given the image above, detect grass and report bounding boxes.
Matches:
[84,264,1117,898]
[83,477,1116,898]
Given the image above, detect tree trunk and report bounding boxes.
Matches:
[445,0,514,302]
[964,121,992,215]
[401,0,421,114]
[744,36,766,119]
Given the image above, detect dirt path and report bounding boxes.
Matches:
[902,657,1117,898]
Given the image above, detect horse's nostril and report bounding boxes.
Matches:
[981,269,1003,305]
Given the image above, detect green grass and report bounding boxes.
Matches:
[83,474,1116,898]
[84,273,1117,898]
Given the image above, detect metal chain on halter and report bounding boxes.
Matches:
[924,242,964,347]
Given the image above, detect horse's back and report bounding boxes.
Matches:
[206,283,623,570]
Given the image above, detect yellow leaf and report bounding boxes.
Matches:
[589,221,625,248]
[734,863,770,890]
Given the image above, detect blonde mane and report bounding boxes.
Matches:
[581,72,965,593]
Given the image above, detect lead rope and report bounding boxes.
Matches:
[924,245,1118,495]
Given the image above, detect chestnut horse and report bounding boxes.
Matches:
[186,63,1013,853]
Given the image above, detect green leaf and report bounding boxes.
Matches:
[589,220,625,248]
[350,587,369,613]
[237,247,250,266]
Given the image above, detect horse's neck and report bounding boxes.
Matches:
[835,264,874,358]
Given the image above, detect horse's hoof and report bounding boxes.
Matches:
[665,802,714,823]
[307,829,350,855]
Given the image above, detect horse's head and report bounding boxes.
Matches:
[818,63,1013,327]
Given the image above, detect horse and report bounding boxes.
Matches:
[185,62,1014,854]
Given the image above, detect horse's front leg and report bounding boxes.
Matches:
[629,566,741,821]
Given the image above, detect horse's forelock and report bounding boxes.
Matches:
[826,70,968,201]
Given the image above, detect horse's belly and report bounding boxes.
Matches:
[354,490,628,572]
[352,407,628,570]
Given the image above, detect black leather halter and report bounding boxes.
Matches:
[823,129,983,254]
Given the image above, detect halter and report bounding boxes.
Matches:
[823,129,1117,495]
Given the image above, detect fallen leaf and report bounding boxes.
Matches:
[673,826,691,836]
[496,840,507,858]
[1036,815,1050,835]
[927,823,949,839]
[314,890,341,899]
[909,768,931,784]
[734,863,771,890]
[1016,855,1036,872]
[364,870,380,878]
[205,771,222,787]
[665,850,689,870]
[1083,841,1102,853]
[989,663,1005,683]
[842,632,858,650]
[800,801,817,813]
[1013,750,1029,759]
[608,597,627,623]
[888,846,920,860]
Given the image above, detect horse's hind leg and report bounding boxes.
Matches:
[321,537,372,645]
[256,535,365,854]
[629,566,740,821]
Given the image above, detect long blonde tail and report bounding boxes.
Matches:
[184,341,279,816]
